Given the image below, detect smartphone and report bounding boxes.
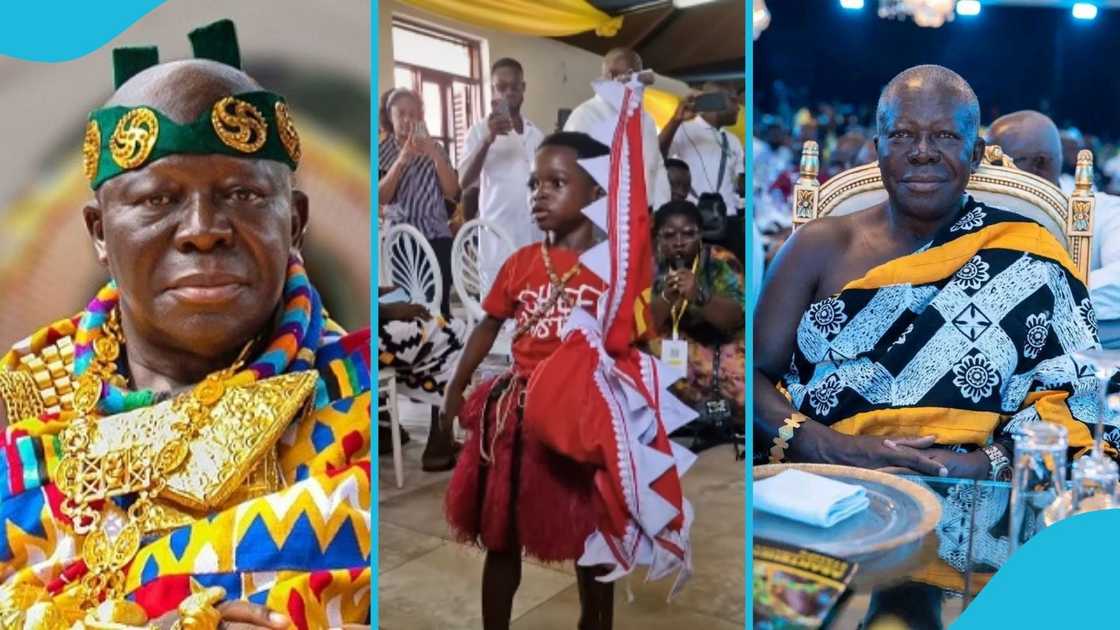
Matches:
[693,92,731,113]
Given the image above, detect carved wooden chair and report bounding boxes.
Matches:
[791,140,1096,281]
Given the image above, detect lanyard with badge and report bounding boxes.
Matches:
[662,255,700,381]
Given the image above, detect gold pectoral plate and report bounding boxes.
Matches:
[58,370,317,513]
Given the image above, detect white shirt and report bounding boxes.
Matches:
[564,94,671,211]
[667,117,745,214]
[460,118,545,294]
[1060,177,1120,320]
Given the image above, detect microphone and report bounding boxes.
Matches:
[670,255,686,271]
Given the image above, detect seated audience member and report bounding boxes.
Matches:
[449,185,480,238]
[667,158,692,202]
[378,289,466,468]
[1060,131,1083,192]
[988,111,1120,348]
[754,65,1105,477]
[378,87,460,317]
[565,47,671,210]
[826,131,869,176]
[646,201,746,446]
[855,137,878,167]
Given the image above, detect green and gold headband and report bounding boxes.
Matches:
[83,20,301,190]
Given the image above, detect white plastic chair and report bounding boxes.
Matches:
[377,368,404,489]
[378,223,444,488]
[451,219,516,326]
[377,218,392,286]
[381,223,443,314]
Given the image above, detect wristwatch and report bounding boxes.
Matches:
[982,444,1012,481]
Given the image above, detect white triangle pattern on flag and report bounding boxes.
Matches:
[581,196,609,232]
[591,78,627,110]
[578,240,611,284]
[578,155,611,191]
[670,441,699,477]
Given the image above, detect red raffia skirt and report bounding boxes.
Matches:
[444,373,598,562]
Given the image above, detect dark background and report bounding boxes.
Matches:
[754,0,1120,136]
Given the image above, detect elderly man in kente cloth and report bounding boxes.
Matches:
[0,21,371,629]
[755,64,1107,478]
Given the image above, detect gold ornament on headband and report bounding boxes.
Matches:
[83,121,101,183]
[211,96,267,153]
[274,101,301,163]
[110,108,159,170]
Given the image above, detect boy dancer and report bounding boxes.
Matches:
[444,76,696,630]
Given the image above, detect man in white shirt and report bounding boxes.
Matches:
[987,110,1120,346]
[564,47,671,211]
[460,58,544,294]
[659,81,744,215]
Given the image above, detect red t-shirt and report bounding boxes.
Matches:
[483,244,606,376]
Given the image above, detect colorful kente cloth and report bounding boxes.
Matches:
[646,244,746,415]
[781,196,1109,455]
[0,259,371,628]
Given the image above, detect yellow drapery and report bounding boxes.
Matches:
[644,88,682,131]
[398,0,623,37]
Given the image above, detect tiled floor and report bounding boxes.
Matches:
[378,400,745,629]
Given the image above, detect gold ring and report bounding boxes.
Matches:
[176,584,226,630]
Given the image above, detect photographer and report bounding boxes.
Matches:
[459,57,544,292]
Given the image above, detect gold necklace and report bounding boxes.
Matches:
[72,308,128,415]
[55,308,254,610]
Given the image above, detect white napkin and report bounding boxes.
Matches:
[754,469,870,527]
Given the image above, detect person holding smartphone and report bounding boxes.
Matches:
[659,82,744,217]
[378,87,460,318]
[459,58,544,294]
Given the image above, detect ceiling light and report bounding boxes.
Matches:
[840,0,865,9]
[1073,3,1098,20]
[956,0,980,16]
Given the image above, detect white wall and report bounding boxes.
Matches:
[378,0,689,135]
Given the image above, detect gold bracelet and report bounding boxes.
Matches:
[0,370,45,422]
[769,413,807,464]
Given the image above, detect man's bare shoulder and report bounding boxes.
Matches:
[781,214,855,261]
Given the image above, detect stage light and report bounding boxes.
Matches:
[1073,3,1098,20]
[840,0,864,9]
[957,1,981,16]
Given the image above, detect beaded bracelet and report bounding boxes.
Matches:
[769,413,808,464]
